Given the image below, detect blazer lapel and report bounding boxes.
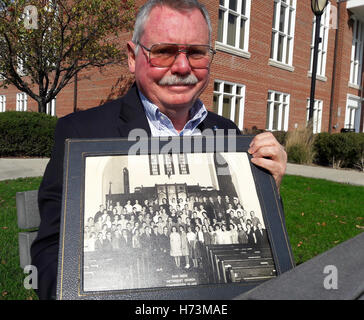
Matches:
[197,113,216,132]
[117,83,152,137]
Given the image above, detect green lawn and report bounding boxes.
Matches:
[0,175,363,300]
[281,175,364,264]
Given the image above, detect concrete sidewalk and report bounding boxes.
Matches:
[0,158,49,181]
[285,163,364,187]
[0,158,363,186]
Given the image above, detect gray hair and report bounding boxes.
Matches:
[132,0,212,54]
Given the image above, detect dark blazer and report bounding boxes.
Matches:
[214,199,226,214]
[255,228,268,246]
[119,235,132,250]
[30,83,241,299]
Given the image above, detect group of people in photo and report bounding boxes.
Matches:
[84,194,268,270]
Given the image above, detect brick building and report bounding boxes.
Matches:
[1,0,363,133]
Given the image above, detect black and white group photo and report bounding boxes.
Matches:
[82,152,277,292]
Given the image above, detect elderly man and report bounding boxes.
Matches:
[31,0,287,299]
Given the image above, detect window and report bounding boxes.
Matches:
[16,93,27,111]
[217,0,251,53]
[306,99,323,134]
[163,154,175,176]
[0,95,6,112]
[349,18,364,87]
[17,57,26,76]
[178,154,189,175]
[213,80,245,130]
[270,0,296,66]
[345,95,362,133]
[149,154,160,175]
[266,91,290,131]
[46,97,56,116]
[309,2,330,78]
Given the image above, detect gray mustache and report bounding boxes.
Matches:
[158,74,198,86]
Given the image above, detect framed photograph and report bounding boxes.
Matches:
[57,135,294,300]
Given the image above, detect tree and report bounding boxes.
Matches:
[0,0,135,113]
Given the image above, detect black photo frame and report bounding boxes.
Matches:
[56,135,295,300]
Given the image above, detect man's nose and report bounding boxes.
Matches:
[170,52,192,75]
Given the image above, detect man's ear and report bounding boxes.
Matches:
[127,41,136,73]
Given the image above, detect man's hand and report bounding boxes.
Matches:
[248,132,287,191]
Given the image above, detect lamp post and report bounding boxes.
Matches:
[309,0,329,124]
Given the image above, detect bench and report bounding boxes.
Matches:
[16,190,40,269]
[204,244,274,283]
[213,252,273,283]
[218,257,275,283]
[227,264,276,282]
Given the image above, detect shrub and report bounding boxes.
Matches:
[0,111,57,157]
[287,144,309,164]
[313,132,364,169]
[312,132,331,166]
[354,134,364,172]
[285,127,315,165]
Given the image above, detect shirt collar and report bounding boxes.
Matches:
[138,89,208,135]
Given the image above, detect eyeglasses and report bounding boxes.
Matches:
[137,42,216,69]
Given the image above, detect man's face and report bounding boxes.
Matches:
[128,6,210,115]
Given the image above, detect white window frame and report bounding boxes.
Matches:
[213,80,246,130]
[309,2,330,78]
[345,94,363,133]
[46,97,56,116]
[149,154,160,176]
[177,154,190,175]
[0,95,6,112]
[306,99,323,134]
[266,90,290,131]
[216,0,251,57]
[16,92,28,111]
[163,154,175,176]
[349,18,364,87]
[270,0,296,66]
